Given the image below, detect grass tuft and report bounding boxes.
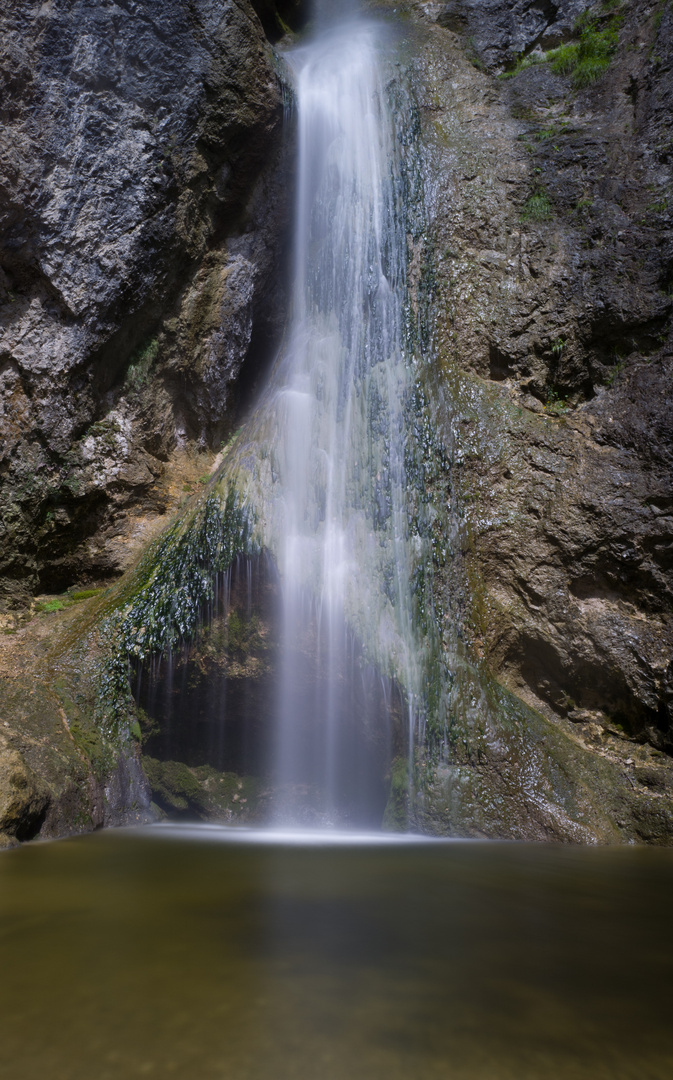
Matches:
[505,2,623,87]
[521,191,552,221]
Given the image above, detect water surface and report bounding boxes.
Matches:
[1,827,672,1079]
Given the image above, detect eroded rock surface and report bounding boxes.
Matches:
[0,0,297,604]
[397,0,673,834]
[418,0,594,69]
[0,595,155,848]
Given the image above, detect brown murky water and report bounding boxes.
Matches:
[0,826,672,1079]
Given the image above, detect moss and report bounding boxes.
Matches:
[382,756,410,830]
[0,680,94,835]
[143,757,208,815]
[35,589,100,614]
[84,485,259,741]
[117,489,258,659]
[69,589,102,602]
[124,337,160,391]
[69,717,113,779]
[521,191,552,222]
[142,757,263,819]
[37,598,67,614]
[136,706,160,746]
[226,610,262,657]
[192,766,263,814]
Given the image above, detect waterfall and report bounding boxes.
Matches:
[134,6,432,828]
[230,10,423,824]
[102,2,655,845]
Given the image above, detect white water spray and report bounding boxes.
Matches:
[225,10,425,824]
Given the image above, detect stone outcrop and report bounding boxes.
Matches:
[400,0,673,835]
[418,0,594,69]
[0,0,298,605]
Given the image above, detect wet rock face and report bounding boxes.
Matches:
[405,0,673,777]
[0,671,154,850]
[0,0,294,604]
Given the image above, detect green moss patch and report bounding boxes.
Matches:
[142,758,207,815]
[142,757,264,820]
[521,191,552,222]
[382,756,411,831]
[36,598,67,614]
[70,588,102,603]
[124,337,160,391]
[87,487,259,741]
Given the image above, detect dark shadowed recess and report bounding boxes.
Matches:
[133,553,404,827]
[251,0,310,40]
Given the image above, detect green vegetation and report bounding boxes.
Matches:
[382,756,410,831]
[521,190,552,222]
[136,706,160,746]
[225,610,264,659]
[125,337,159,391]
[502,1,624,87]
[605,359,626,387]
[117,490,258,663]
[645,199,669,214]
[143,757,207,815]
[69,716,112,779]
[36,598,66,613]
[221,427,242,453]
[36,587,102,613]
[545,388,568,416]
[533,122,570,142]
[90,487,259,741]
[142,756,262,818]
[465,37,485,72]
[70,588,102,602]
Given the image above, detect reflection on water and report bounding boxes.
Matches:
[1,828,672,1079]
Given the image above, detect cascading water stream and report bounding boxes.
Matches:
[237,10,425,823]
[133,6,437,827]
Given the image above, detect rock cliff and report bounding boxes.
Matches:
[0,0,671,844]
[0,0,300,605]
[402,0,673,836]
[0,0,304,844]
